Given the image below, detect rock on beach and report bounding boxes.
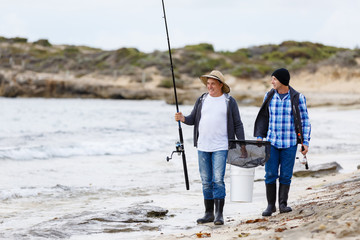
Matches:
[293,161,342,177]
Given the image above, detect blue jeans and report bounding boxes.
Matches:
[198,150,228,200]
[265,145,297,185]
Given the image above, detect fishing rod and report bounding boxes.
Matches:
[161,0,190,190]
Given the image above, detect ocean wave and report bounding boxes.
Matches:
[0,137,171,161]
[0,98,183,161]
[0,185,110,201]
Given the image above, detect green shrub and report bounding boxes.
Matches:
[320,46,342,56]
[231,64,272,78]
[63,46,80,57]
[224,48,250,62]
[136,50,168,68]
[248,45,278,58]
[115,48,145,65]
[117,65,139,75]
[0,36,8,42]
[9,46,24,54]
[280,40,300,47]
[158,78,184,88]
[288,58,308,70]
[262,51,285,61]
[256,64,273,76]
[180,57,228,77]
[33,39,52,47]
[325,51,357,67]
[284,47,312,59]
[10,37,28,43]
[29,48,49,58]
[232,66,258,78]
[280,41,322,48]
[184,43,214,52]
[95,61,110,70]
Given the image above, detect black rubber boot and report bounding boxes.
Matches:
[197,199,215,224]
[262,183,277,216]
[214,198,225,225]
[279,183,292,213]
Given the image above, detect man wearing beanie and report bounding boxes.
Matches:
[254,68,311,216]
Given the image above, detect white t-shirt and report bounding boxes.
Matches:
[197,94,228,152]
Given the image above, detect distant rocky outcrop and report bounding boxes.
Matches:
[1,36,360,106]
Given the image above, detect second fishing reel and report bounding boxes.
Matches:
[296,145,309,169]
[166,141,184,161]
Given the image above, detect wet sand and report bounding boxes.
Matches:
[154,169,360,240]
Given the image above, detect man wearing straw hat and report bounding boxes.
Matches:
[254,68,311,217]
[175,70,245,225]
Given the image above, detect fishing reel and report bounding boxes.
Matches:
[296,145,309,169]
[296,155,309,169]
[166,141,184,162]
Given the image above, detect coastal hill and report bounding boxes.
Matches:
[1,36,360,106]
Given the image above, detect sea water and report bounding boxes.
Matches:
[0,98,359,239]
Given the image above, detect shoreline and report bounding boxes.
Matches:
[153,169,360,240]
[1,93,360,110]
[2,67,360,108]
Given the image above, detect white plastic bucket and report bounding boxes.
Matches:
[230,166,255,202]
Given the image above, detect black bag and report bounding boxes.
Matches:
[227,140,271,168]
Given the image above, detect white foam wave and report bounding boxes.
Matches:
[0,135,172,160]
[0,98,182,161]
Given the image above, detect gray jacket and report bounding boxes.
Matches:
[184,93,245,148]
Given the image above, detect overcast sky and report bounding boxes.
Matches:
[1,0,360,52]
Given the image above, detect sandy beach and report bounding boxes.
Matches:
[155,169,360,240]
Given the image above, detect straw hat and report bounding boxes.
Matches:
[199,70,230,93]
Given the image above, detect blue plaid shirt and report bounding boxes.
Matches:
[264,90,311,148]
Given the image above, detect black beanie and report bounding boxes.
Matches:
[272,68,290,86]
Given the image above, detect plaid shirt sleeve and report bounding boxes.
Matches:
[299,93,311,146]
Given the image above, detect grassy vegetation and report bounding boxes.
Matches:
[0,35,358,79]
[33,39,52,47]
[184,43,215,52]
[158,78,184,89]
